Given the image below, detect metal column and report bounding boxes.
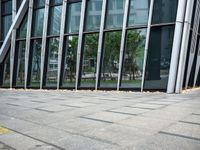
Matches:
[75,0,87,90]
[117,0,130,91]
[185,1,200,89]
[193,39,200,86]
[40,0,50,89]
[57,0,68,89]
[175,0,195,93]
[0,0,29,63]
[25,0,33,88]
[167,0,187,93]
[10,0,17,88]
[95,0,107,90]
[141,0,154,92]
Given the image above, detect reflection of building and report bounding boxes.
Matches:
[0,0,199,93]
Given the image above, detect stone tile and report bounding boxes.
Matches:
[108,107,150,116]
[62,102,96,108]
[0,132,56,150]
[132,133,200,150]
[83,111,131,123]
[119,116,173,131]
[181,114,200,124]
[36,105,71,112]
[49,117,111,134]
[84,124,154,147]
[144,100,176,105]
[162,122,200,139]
[131,103,166,109]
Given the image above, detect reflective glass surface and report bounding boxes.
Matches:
[62,36,78,88]
[152,0,178,24]
[105,0,125,29]
[46,38,59,87]
[2,53,10,87]
[17,14,28,39]
[17,0,23,11]
[100,31,122,88]
[144,26,175,90]
[80,34,99,87]
[128,0,150,26]
[48,6,62,36]
[1,0,12,15]
[29,39,42,87]
[50,0,63,5]
[85,0,102,31]
[1,15,12,40]
[66,2,81,33]
[34,0,45,8]
[32,8,45,37]
[121,29,147,89]
[15,41,26,86]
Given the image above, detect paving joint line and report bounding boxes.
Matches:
[159,131,200,141]
[0,126,67,150]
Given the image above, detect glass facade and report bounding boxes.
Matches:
[144,26,175,90]
[121,29,147,89]
[28,39,42,87]
[105,0,125,29]
[80,33,99,88]
[2,0,197,93]
[61,36,78,88]
[14,40,26,86]
[45,37,59,87]
[100,31,122,88]
[27,0,45,88]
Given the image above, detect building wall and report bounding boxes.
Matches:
[1,0,194,93]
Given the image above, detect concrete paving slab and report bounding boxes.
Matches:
[0,89,200,149]
[83,111,131,123]
[108,107,150,116]
[131,103,166,109]
[162,122,200,140]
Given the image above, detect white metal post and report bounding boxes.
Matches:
[167,0,187,93]
[141,0,154,92]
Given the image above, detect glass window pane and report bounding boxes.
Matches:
[152,0,178,24]
[17,0,23,11]
[100,31,122,88]
[32,8,45,37]
[34,0,45,8]
[17,13,28,39]
[62,36,78,88]
[144,26,175,90]
[15,41,26,86]
[85,0,102,32]
[48,6,62,36]
[29,39,42,87]
[50,0,63,5]
[1,15,12,40]
[46,38,59,87]
[128,0,150,26]
[2,53,10,87]
[80,33,99,88]
[66,2,81,33]
[1,0,12,15]
[105,0,125,29]
[121,29,147,89]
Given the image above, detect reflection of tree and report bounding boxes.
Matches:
[32,41,41,82]
[102,32,122,80]
[18,41,26,84]
[124,30,145,80]
[83,34,98,73]
[66,36,78,82]
[48,38,59,82]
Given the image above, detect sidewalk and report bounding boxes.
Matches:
[0,89,200,150]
